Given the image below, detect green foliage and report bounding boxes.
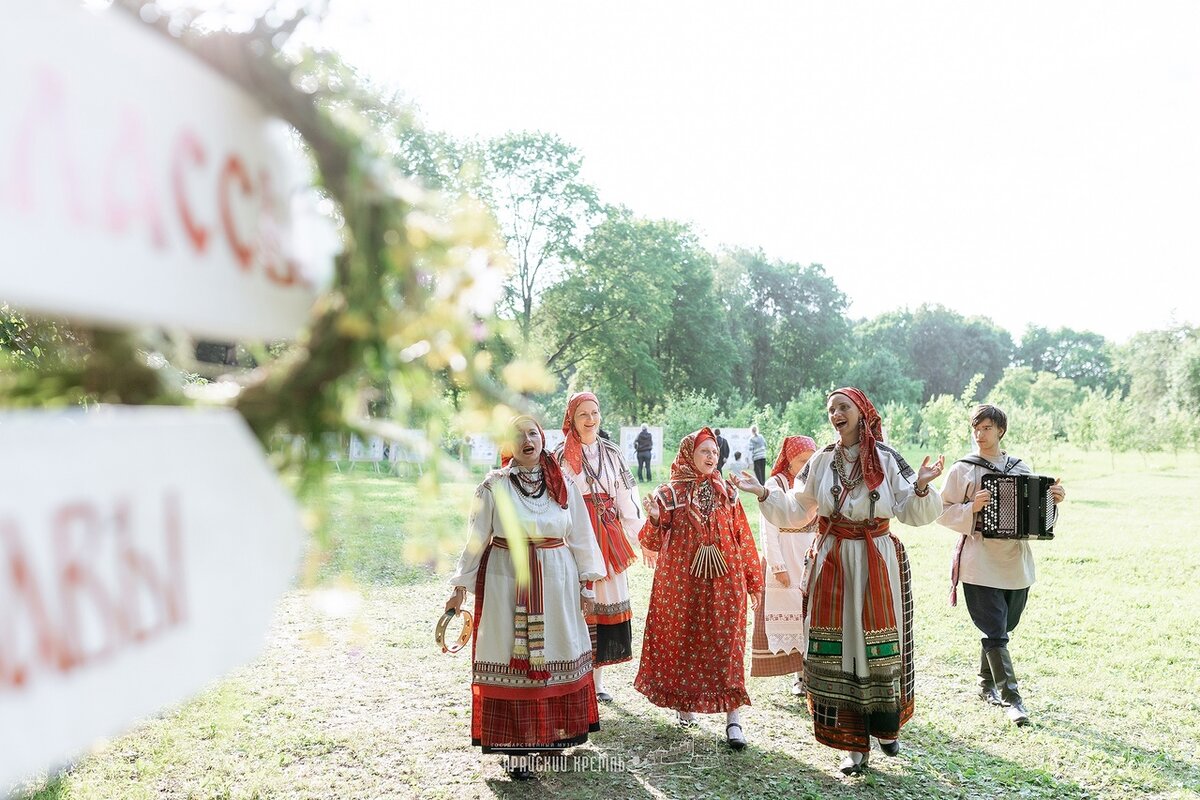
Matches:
[858,305,1013,401]
[1065,389,1106,450]
[779,389,830,445]
[1100,392,1140,461]
[882,401,920,447]
[844,349,923,407]
[919,376,981,454]
[657,389,721,453]
[1169,336,1200,414]
[479,131,601,342]
[538,211,688,420]
[987,367,1080,438]
[1016,325,1115,391]
[1112,325,1198,410]
[717,250,851,408]
[1003,404,1056,461]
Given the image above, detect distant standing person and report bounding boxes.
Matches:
[635,424,654,482]
[715,428,731,472]
[936,404,1065,727]
[748,425,768,485]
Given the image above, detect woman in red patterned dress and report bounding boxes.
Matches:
[635,427,764,750]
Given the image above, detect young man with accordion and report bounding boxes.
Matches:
[936,404,1066,726]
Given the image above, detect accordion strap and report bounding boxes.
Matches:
[956,455,1022,474]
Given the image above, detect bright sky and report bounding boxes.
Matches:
[310,1,1200,344]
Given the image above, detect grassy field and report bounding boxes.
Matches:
[12,448,1200,799]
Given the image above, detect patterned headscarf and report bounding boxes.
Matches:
[560,391,599,476]
[504,415,569,508]
[828,387,885,491]
[666,427,733,499]
[770,435,818,484]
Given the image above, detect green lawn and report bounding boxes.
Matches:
[13,449,1200,799]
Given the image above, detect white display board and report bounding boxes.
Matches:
[388,429,427,464]
[349,434,385,462]
[0,407,302,790]
[543,428,566,454]
[619,426,664,466]
[0,1,333,340]
[467,433,500,466]
[718,427,754,469]
[467,428,565,466]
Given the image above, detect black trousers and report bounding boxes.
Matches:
[962,583,1030,650]
[636,453,652,481]
[753,457,767,485]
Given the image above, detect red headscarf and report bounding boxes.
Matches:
[828,387,885,491]
[770,435,818,484]
[503,415,569,508]
[666,426,732,499]
[560,391,599,476]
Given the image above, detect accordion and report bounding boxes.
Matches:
[979,474,1057,540]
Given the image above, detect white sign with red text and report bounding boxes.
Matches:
[0,407,303,790]
[0,2,332,340]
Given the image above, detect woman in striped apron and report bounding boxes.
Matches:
[733,388,944,776]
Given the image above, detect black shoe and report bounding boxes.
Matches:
[596,691,614,703]
[505,766,535,781]
[879,738,900,756]
[726,722,746,750]
[676,711,698,727]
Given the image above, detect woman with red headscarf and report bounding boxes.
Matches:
[636,427,764,750]
[554,392,644,703]
[445,415,605,780]
[750,435,818,692]
[732,389,945,776]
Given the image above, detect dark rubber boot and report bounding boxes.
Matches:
[978,646,1002,705]
[985,646,1030,726]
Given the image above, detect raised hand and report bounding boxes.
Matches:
[917,454,945,488]
[730,470,765,497]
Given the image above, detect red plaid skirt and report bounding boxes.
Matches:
[472,680,600,752]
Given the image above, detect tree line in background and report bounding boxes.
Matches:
[4,82,1199,466]
[389,120,1200,460]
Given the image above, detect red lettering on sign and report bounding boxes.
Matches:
[54,502,122,669]
[103,108,167,249]
[8,67,86,224]
[0,522,58,689]
[172,131,210,255]
[219,154,255,270]
[0,491,189,692]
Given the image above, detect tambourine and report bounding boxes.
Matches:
[435,608,473,654]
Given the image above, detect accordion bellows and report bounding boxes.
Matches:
[980,474,1057,540]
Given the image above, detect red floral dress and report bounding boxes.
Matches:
[634,474,764,713]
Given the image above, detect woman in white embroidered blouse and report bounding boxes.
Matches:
[732,387,944,776]
[444,415,605,779]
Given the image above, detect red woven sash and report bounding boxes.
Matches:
[492,537,565,680]
[583,492,637,576]
[817,517,897,632]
